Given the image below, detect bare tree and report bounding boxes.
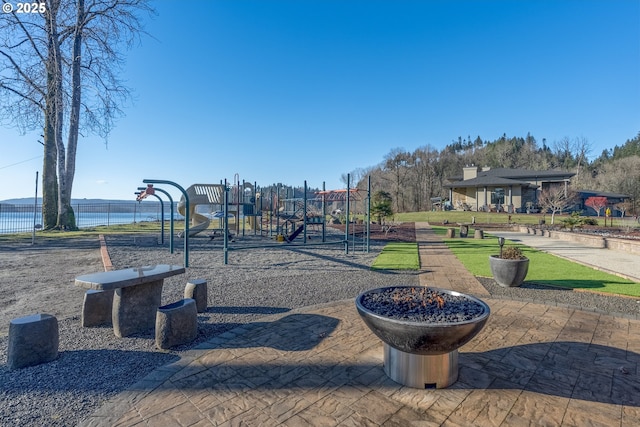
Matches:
[573,136,592,188]
[551,136,591,186]
[382,148,412,213]
[341,167,369,189]
[552,137,575,170]
[596,156,640,216]
[615,200,631,218]
[0,0,153,229]
[538,185,577,225]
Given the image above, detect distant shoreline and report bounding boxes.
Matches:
[0,197,142,205]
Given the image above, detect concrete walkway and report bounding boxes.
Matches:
[415,223,490,297]
[491,230,640,283]
[80,224,640,426]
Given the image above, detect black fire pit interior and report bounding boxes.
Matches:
[356,286,490,389]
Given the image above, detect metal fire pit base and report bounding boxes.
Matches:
[383,343,458,389]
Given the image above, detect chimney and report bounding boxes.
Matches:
[463,165,478,180]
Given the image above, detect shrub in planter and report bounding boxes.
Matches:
[489,246,529,287]
[501,246,525,259]
[561,211,597,230]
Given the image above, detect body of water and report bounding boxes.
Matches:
[0,203,246,234]
[0,211,172,234]
[0,203,178,234]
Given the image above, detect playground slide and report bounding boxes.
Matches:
[177,201,210,237]
[286,224,305,242]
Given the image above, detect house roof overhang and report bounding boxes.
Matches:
[478,168,575,180]
[444,176,536,189]
[445,168,575,189]
[575,190,631,199]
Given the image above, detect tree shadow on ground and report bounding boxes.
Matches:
[291,247,421,275]
[196,313,340,352]
[136,338,640,408]
[458,340,640,406]
[536,279,634,290]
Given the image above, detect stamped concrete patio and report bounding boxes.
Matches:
[80,224,640,426]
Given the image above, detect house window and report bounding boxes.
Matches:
[491,188,505,205]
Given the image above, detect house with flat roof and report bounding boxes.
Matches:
[574,190,631,216]
[444,166,575,213]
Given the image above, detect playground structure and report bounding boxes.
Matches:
[256,183,367,244]
[155,182,260,239]
[316,187,370,253]
[260,184,326,242]
[137,174,371,265]
[175,184,226,237]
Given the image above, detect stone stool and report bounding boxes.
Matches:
[474,229,484,239]
[7,314,59,370]
[155,299,198,350]
[445,228,456,238]
[459,224,469,238]
[184,279,208,313]
[81,289,114,327]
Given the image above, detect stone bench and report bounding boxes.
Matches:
[184,279,208,313]
[75,265,185,338]
[155,299,198,349]
[7,314,59,370]
[81,289,114,327]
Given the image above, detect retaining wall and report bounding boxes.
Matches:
[518,226,640,255]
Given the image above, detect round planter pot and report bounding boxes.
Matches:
[489,255,529,287]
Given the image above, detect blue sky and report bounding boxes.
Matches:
[1,0,639,201]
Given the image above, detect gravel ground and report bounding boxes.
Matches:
[0,233,420,427]
[478,277,640,318]
[1,231,640,426]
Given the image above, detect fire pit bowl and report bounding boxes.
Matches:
[355,286,490,355]
[355,286,490,388]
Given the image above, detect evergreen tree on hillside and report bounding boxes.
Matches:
[612,132,640,160]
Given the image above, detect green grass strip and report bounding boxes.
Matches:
[371,242,420,270]
[431,226,640,297]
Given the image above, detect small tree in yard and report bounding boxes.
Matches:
[538,186,577,225]
[616,200,631,219]
[585,196,608,217]
[371,191,393,225]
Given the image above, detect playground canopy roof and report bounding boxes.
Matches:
[315,189,363,201]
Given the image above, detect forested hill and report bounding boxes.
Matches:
[596,132,640,161]
[352,132,640,214]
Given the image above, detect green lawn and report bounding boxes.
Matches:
[432,226,640,297]
[371,242,420,270]
[0,221,174,243]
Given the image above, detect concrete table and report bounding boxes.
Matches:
[75,265,185,337]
